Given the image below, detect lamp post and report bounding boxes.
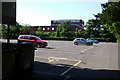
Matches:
[7,24,10,43]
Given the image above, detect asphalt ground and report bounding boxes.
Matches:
[32,40,120,80]
[1,39,120,80]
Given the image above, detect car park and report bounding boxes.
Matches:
[87,38,99,44]
[73,38,93,46]
[17,35,48,48]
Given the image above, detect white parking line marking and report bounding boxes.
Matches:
[64,75,70,80]
[35,56,82,77]
[81,51,85,53]
[81,46,94,53]
[35,56,80,62]
[48,57,59,62]
[61,60,81,75]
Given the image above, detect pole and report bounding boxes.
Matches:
[7,24,10,43]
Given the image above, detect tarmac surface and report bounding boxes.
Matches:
[32,40,120,80]
[1,39,120,80]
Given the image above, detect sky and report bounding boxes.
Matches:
[16,0,108,26]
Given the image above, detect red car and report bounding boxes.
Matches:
[17,35,48,48]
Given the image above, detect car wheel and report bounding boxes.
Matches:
[86,43,90,46]
[96,42,99,44]
[89,43,91,46]
[36,44,41,48]
[91,43,93,45]
[34,46,37,50]
[74,42,78,45]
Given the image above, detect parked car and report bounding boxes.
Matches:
[87,38,99,44]
[17,35,48,48]
[73,38,93,46]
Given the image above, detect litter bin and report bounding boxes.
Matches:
[2,43,35,80]
[2,43,18,80]
[16,42,35,80]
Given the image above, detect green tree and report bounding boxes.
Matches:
[100,2,120,43]
[10,25,19,38]
[56,22,70,37]
[35,27,42,37]
[85,19,101,38]
[101,2,120,24]
[74,29,85,38]
[105,22,120,43]
[2,22,22,39]
[15,22,22,35]
[20,24,32,34]
[2,25,7,39]
[84,12,116,42]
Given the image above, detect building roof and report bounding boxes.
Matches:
[51,19,83,23]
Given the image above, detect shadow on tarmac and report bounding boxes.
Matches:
[32,61,120,80]
[45,47,55,49]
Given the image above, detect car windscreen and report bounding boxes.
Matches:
[19,36,29,39]
[35,36,42,40]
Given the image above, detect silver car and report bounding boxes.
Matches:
[86,38,99,44]
[73,38,93,46]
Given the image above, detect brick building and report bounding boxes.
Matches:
[31,19,84,34]
[51,19,84,32]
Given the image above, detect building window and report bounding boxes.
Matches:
[47,28,50,30]
[76,28,78,31]
[52,28,54,30]
[51,24,58,26]
[43,28,45,30]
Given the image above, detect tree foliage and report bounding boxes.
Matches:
[84,2,120,42]
[100,2,120,43]
[2,22,33,39]
[101,2,120,24]
[35,26,42,37]
[2,25,7,39]
[20,24,32,34]
[56,22,70,37]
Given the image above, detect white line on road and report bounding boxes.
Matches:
[81,46,94,53]
[61,60,81,75]
[35,56,80,62]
